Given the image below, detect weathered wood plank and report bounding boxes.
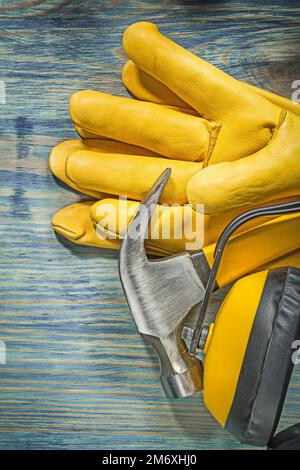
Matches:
[0,0,299,450]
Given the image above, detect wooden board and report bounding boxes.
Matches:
[0,0,299,450]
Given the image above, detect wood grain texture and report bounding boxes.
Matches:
[0,0,300,450]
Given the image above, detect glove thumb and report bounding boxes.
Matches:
[187,152,298,216]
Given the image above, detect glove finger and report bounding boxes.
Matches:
[123,22,282,164]
[122,59,195,111]
[123,60,300,118]
[70,90,219,162]
[92,198,274,250]
[51,200,179,255]
[49,139,159,197]
[246,83,300,117]
[122,22,279,118]
[52,197,277,256]
[92,198,204,253]
[51,142,201,205]
[50,140,108,198]
[51,201,120,251]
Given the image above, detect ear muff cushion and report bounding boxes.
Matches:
[225,267,300,447]
[268,423,300,449]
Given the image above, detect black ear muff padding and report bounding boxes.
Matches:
[268,423,300,449]
[225,267,300,447]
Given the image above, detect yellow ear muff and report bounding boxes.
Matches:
[203,266,300,447]
[203,269,268,427]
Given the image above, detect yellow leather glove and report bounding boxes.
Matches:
[122,22,300,214]
[50,22,300,282]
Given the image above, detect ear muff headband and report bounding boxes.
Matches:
[190,200,300,449]
[190,200,300,355]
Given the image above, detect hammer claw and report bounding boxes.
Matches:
[121,168,171,266]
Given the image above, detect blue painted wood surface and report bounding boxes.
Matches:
[0,0,299,450]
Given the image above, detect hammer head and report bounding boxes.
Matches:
[119,169,205,398]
